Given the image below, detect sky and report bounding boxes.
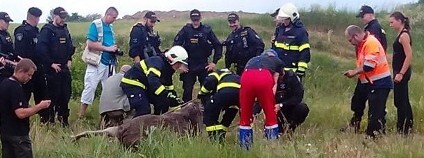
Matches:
[0,0,418,23]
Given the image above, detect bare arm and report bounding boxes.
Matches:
[273,72,279,94]
[399,33,412,74]
[87,40,105,52]
[15,100,51,119]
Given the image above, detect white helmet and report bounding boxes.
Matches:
[165,46,188,65]
[277,3,300,22]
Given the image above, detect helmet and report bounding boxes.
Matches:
[165,46,188,65]
[277,3,299,22]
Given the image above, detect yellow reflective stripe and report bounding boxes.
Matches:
[155,85,165,95]
[299,43,310,52]
[209,72,220,80]
[140,60,148,74]
[298,62,308,69]
[284,67,297,71]
[200,86,212,94]
[121,78,146,89]
[164,85,174,90]
[148,67,161,77]
[217,82,240,91]
[274,41,299,51]
[205,125,227,132]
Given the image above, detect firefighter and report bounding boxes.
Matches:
[272,3,311,80]
[198,69,240,142]
[36,7,75,127]
[0,12,18,82]
[275,70,309,133]
[224,13,264,75]
[129,11,162,62]
[239,49,284,150]
[173,9,223,102]
[120,46,188,117]
[14,7,47,116]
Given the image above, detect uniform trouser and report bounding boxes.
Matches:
[277,103,309,132]
[366,88,390,137]
[203,90,239,131]
[149,90,178,115]
[42,69,72,124]
[239,69,278,127]
[181,68,208,102]
[350,80,369,128]
[81,64,115,105]
[122,86,150,117]
[394,72,413,134]
[1,135,33,158]
[235,61,248,76]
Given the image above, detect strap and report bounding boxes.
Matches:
[93,19,103,43]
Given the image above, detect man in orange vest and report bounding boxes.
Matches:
[343,25,393,138]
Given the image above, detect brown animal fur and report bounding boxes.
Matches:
[72,100,203,147]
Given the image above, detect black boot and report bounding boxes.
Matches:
[208,130,226,143]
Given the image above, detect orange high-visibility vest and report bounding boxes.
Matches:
[356,34,391,84]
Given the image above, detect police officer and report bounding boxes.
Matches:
[174,9,223,102]
[356,5,387,51]
[36,7,75,126]
[0,12,18,82]
[198,69,240,142]
[275,70,309,133]
[224,13,264,75]
[129,11,161,62]
[14,7,47,109]
[272,3,311,80]
[121,46,187,117]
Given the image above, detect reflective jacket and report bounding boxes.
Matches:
[272,20,310,71]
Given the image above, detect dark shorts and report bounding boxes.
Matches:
[1,135,33,158]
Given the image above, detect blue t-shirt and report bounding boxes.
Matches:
[87,20,115,65]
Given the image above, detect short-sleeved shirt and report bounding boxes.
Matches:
[245,54,283,74]
[0,76,30,136]
[87,20,116,65]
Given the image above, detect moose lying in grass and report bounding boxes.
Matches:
[71,100,203,147]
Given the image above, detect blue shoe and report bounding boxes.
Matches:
[264,124,279,140]
[239,126,253,150]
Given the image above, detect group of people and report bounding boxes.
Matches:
[341,5,414,139]
[0,2,414,156]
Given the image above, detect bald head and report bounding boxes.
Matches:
[120,65,131,73]
[345,25,363,37]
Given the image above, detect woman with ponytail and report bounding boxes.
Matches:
[389,11,413,135]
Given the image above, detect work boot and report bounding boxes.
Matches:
[264,125,279,140]
[239,127,253,150]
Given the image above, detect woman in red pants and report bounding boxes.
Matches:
[239,49,284,150]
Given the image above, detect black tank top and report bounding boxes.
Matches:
[392,29,412,73]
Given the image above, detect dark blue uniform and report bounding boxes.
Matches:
[36,22,74,126]
[365,19,387,51]
[129,23,161,60]
[198,69,240,141]
[224,26,264,75]
[174,23,222,102]
[272,20,310,78]
[275,70,309,132]
[121,55,181,116]
[14,20,47,106]
[0,30,17,82]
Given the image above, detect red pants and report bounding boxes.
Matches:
[239,69,278,127]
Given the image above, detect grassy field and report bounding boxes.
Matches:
[3,4,424,157]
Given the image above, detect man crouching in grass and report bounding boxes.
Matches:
[0,58,51,158]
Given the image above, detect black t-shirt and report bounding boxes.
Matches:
[0,76,30,136]
[245,54,283,74]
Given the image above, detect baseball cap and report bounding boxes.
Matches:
[270,8,280,17]
[190,9,201,21]
[0,12,13,22]
[356,5,374,18]
[28,7,42,17]
[144,11,160,22]
[53,7,69,18]
[228,13,239,23]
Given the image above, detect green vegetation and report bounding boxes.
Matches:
[3,3,424,157]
